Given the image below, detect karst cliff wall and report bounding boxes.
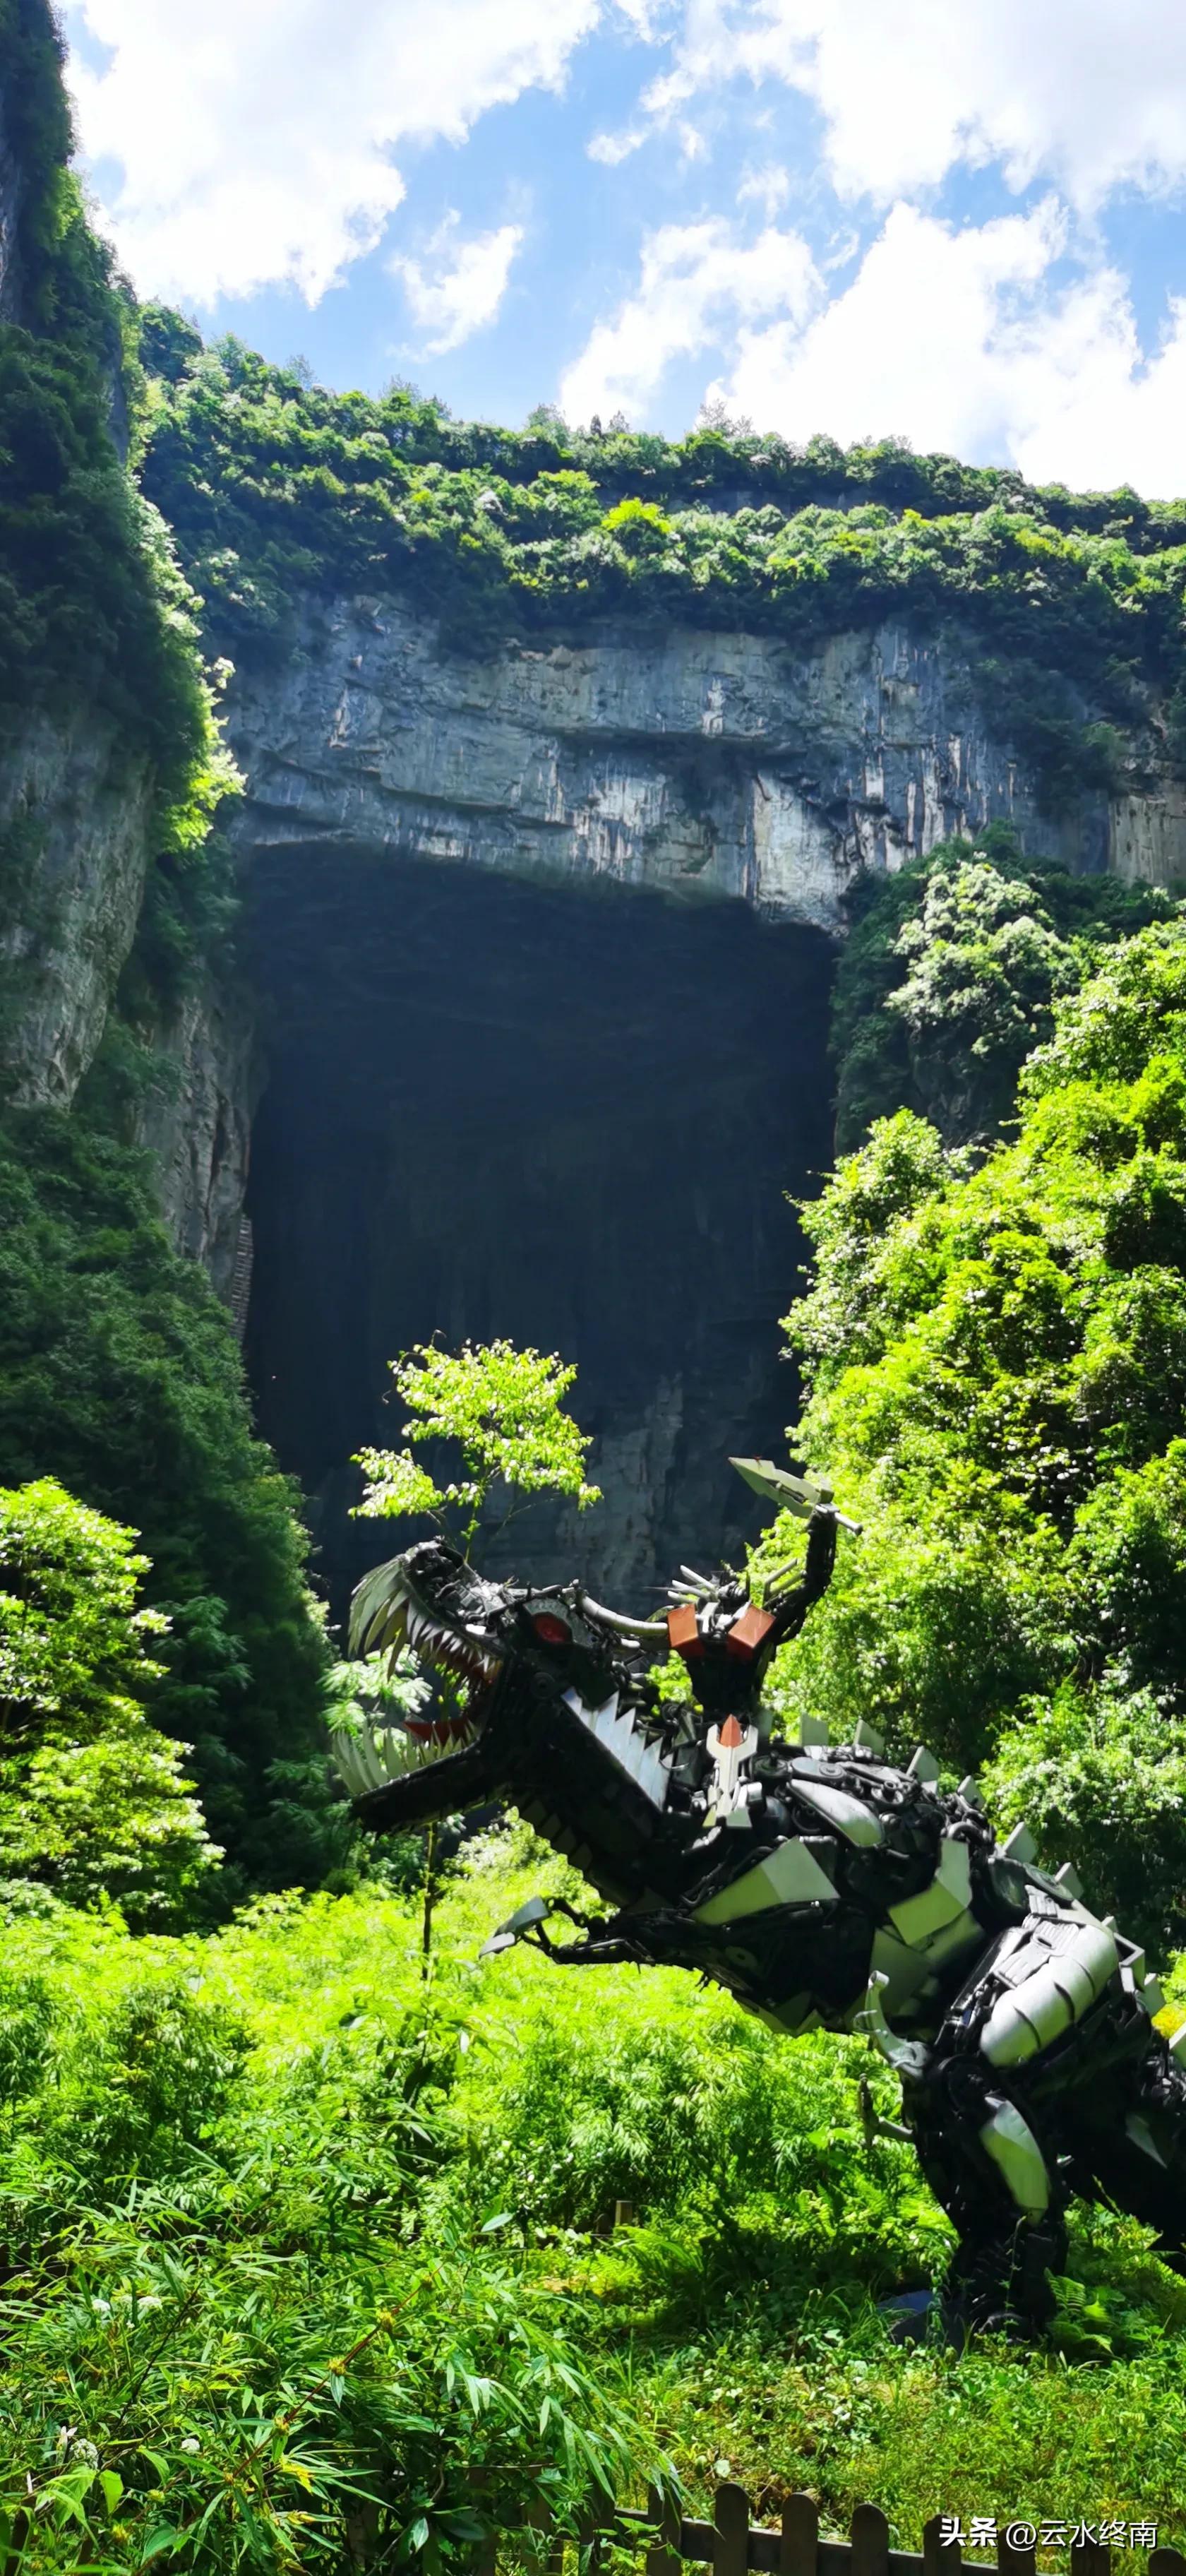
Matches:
[214,596,1182,1602]
[227,600,1041,1599]
[8,578,1186,1604]
[225,597,1108,931]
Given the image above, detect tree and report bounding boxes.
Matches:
[355,1338,601,1554]
[352,1339,600,1964]
[0,1477,218,1918]
[757,921,1186,1952]
[0,1111,333,1897]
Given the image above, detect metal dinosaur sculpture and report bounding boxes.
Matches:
[333,1471,1186,2338]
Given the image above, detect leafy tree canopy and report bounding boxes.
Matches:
[0,1109,335,1902]
[356,1337,601,1557]
[830,823,1176,1150]
[0,1475,217,1916]
[757,920,1186,1952]
[138,330,1186,816]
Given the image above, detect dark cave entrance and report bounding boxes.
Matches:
[243,852,834,1624]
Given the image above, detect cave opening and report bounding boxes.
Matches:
[242,851,835,1623]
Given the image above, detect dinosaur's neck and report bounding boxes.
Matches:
[504,1685,685,1910]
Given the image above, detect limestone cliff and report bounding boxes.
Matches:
[8,564,1186,1607]
[0,710,155,1105]
[133,972,256,1304]
[225,598,1115,938]
[215,591,1163,1606]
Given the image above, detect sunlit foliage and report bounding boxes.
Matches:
[357,1340,601,1555]
[0,1841,1185,2565]
[0,1477,216,1916]
[760,921,1186,1950]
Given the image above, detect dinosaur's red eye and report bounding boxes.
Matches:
[532,1613,572,1645]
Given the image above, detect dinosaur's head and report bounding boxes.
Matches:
[333,1537,657,1830]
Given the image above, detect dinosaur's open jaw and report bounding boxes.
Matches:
[381,1572,503,1763]
[335,1535,661,1821]
[333,1548,510,1808]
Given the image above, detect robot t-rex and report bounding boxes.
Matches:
[335,1490,1186,2338]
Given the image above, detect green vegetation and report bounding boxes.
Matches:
[829,824,1175,1148]
[2,1836,1186,2571]
[14,20,1186,2543]
[356,1339,602,1553]
[139,333,1186,810]
[0,1477,216,1916]
[0,1111,335,1899]
[0,1,229,865]
[354,1337,603,1958]
[758,917,1186,1953]
[0,8,334,1917]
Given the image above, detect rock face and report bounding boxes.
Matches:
[0,710,155,1105]
[226,598,1113,938]
[133,973,257,1304]
[8,569,1186,1609]
[1110,786,1186,890]
[210,590,1180,1604]
[0,88,23,323]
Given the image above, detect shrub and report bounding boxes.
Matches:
[0,1477,217,1918]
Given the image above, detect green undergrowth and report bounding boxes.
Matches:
[0,1108,335,1897]
[758,916,1186,1952]
[2,1828,1185,2570]
[139,328,1186,813]
[0,3,229,867]
[829,823,1179,1150]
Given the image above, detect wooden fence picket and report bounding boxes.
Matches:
[922,2518,952,2576]
[849,2505,890,2576]
[712,2481,751,2576]
[469,2486,1185,2576]
[647,2483,683,2576]
[996,2527,1035,2576]
[781,2493,820,2576]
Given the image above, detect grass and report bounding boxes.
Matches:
[4,1825,1186,2563]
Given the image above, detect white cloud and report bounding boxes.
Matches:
[644,0,1186,209]
[392,216,525,355]
[711,202,1186,497]
[64,0,599,306]
[587,127,647,165]
[738,165,792,220]
[559,217,817,423]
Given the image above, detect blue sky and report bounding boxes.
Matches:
[64,0,1186,494]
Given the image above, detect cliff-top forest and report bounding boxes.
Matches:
[9,0,1186,2563]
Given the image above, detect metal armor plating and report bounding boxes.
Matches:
[337,1487,1186,2339]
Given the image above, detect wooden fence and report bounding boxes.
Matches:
[475,2483,1186,2576]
